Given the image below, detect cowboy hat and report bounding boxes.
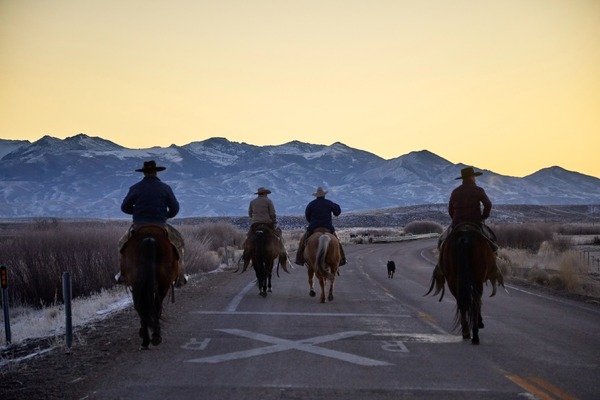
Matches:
[456,167,483,180]
[255,187,272,195]
[135,160,166,172]
[313,186,328,197]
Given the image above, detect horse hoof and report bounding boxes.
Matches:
[260,292,267,298]
[478,322,485,329]
[151,335,162,346]
[462,333,471,340]
[328,294,334,301]
[268,288,272,292]
[309,290,316,297]
[472,337,480,345]
[139,345,149,350]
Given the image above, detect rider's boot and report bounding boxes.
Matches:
[294,232,307,265]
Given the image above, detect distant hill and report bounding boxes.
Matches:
[1,133,599,219]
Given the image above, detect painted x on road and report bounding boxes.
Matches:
[186,329,391,366]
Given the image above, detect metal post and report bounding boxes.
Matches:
[1,265,11,344]
[62,272,72,352]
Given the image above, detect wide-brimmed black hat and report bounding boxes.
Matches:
[456,167,482,180]
[135,160,166,172]
[255,187,272,195]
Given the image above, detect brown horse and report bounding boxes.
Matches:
[121,225,179,348]
[304,231,340,303]
[426,223,501,345]
[241,224,288,297]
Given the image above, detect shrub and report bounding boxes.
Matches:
[556,251,584,291]
[556,224,600,235]
[181,221,246,252]
[527,266,549,286]
[492,223,554,252]
[0,220,229,308]
[404,221,444,235]
[0,222,121,308]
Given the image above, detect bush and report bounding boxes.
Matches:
[492,223,554,252]
[0,220,231,308]
[404,221,444,235]
[556,224,600,235]
[181,221,246,252]
[0,222,121,308]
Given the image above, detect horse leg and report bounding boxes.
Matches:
[308,269,316,297]
[319,276,326,303]
[139,319,151,349]
[267,271,272,293]
[471,321,480,345]
[471,309,480,345]
[460,309,471,340]
[471,295,482,345]
[150,295,163,346]
[327,278,335,302]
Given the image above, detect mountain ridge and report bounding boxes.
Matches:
[1,133,599,218]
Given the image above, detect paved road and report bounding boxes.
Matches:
[86,238,600,399]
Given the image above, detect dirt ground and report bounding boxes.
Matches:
[1,268,599,400]
[0,272,228,400]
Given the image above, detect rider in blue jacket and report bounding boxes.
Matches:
[294,187,346,266]
[117,160,186,286]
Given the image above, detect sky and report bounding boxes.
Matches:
[1,0,599,178]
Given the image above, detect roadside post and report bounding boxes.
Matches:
[1,265,11,344]
[62,271,72,352]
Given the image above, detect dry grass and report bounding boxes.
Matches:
[0,220,243,308]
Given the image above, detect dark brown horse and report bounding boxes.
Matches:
[242,224,288,297]
[121,225,178,348]
[426,223,501,344]
[304,231,340,303]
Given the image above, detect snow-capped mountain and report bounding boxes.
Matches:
[1,133,599,219]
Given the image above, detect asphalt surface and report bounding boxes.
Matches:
[81,238,600,399]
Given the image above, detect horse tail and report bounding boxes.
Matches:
[454,233,475,331]
[316,234,332,278]
[253,230,267,287]
[254,229,266,267]
[133,237,159,332]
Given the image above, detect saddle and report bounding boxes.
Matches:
[441,223,498,252]
[120,223,182,260]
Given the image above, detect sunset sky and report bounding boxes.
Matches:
[1,0,599,178]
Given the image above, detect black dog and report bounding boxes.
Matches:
[387,260,396,278]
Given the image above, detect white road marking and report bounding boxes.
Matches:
[186,329,392,366]
[181,338,211,351]
[381,340,410,352]
[191,311,412,318]
[374,333,462,343]
[225,280,256,312]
